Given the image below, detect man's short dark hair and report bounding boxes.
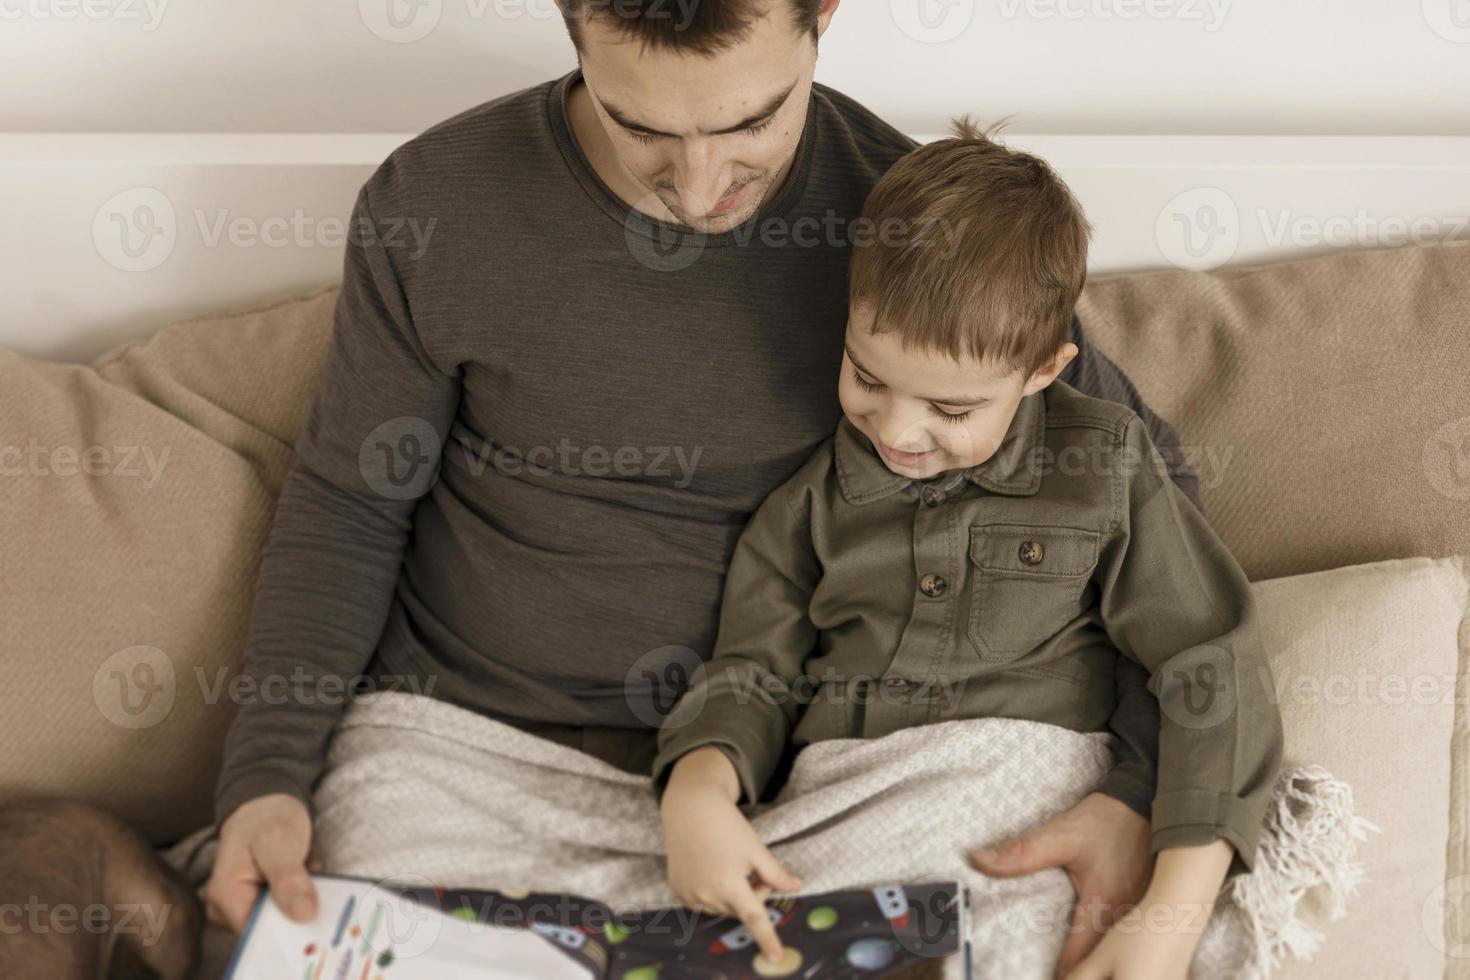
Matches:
[561,0,822,56]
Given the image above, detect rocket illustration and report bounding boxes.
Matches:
[707,905,795,954]
[529,920,589,950]
[871,886,910,930]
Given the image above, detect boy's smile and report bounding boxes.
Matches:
[839,302,1078,481]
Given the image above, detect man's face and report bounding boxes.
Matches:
[569,2,829,232]
[839,301,1077,480]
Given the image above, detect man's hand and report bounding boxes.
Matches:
[205,793,317,934]
[1064,838,1232,980]
[661,747,803,964]
[967,792,1153,979]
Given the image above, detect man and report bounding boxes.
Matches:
[204,1,1194,975]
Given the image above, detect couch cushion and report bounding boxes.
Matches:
[4,241,1467,856]
[1077,240,1470,582]
[1253,555,1468,979]
[0,287,336,841]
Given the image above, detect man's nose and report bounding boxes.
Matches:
[673,140,734,218]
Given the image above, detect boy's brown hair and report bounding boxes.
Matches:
[848,116,1092,376]
[561,0,823,56]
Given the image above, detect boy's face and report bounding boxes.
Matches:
[839,302,1078,480]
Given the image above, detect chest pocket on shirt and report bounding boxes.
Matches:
[967,523,1100,662]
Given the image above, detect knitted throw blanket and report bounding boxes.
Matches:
[292,692,1373,979]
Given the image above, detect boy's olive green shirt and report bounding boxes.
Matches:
[654,380,1284,873]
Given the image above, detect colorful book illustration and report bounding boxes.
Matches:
[226,872,970,979]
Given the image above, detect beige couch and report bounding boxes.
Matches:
[2,242,1468,977]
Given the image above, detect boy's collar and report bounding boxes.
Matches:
[834,390,1046,504]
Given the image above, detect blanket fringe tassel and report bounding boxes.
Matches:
[1226,765,1380,979]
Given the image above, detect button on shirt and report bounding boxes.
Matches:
[654,380,1285,873]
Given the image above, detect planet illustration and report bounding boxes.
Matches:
[845,938,896,971]
[753,947,803,977]
[807,906,838,931]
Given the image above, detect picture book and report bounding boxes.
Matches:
[225,872,970,979]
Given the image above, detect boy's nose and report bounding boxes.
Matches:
[879,415,934,453]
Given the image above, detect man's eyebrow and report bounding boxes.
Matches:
[844,343,991,406]
[600,81,798,138]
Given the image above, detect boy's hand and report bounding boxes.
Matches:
[205,793,317,934]
[661,747,803,964]
[1060,898,1199,980]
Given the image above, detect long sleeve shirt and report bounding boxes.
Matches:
[654,381,1283,873]
[213,67,1199,827]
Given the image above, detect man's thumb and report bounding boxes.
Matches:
[255,844,318,922]
[969,827,1072,878]
[271,867,319,922]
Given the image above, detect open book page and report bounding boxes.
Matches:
[227,872,968,979]
[224,873,591,979]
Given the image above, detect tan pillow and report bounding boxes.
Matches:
[0,287,335,841]
[1078,240,1470,582]
[4,240,1465,854]
[1252,555,1469,980]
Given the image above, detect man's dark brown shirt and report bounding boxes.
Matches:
[215,68,1199,824]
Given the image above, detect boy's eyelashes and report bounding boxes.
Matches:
[850,368,885,395]
[849,368,979,425]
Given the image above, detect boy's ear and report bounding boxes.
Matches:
[1022,342,1079,395]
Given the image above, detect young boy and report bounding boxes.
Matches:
[653,120,1285,978]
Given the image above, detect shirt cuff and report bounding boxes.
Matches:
[652,692,789,805]
[1095,763,1155,822]
[214,767,316,828]
[1150,788,1265,877]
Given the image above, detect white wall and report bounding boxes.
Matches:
[5,132,1466,362]
[3,1,1469,361]
[2,0,1469,136]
